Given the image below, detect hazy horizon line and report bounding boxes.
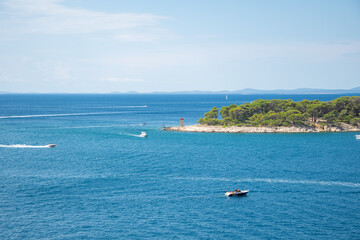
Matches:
[1,86,360,95]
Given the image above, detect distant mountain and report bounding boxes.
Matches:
[349,87,360,91]
[230,87,360,95]
[150,87,360,95]
[2,87,360,95]
[151,90,231,94]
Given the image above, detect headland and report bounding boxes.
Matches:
[164,124,360,133]
[165,96,360,133]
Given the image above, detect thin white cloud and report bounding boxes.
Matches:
[0,70,10,82]
[100,77,145,83]
[115,28,178,42]
[53,62,73,80]
[115,33,158,43]
[91,41,360,71]
[184,42,360,63]
[1,0,168,35]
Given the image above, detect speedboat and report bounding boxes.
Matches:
[47,144,56,148]
[225,189,249,197]
[139,132,147,137]
[356,135,360,140]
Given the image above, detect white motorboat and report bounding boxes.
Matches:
[47,144,56,148]
[225,189,249,197]
[356,135,360,140]
[139,132,147,137]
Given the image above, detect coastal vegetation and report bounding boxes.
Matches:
[198,96,360,128]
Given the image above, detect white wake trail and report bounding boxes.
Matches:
[0,112,125,119]
[173,176,360,188]
[121,133,146,138]
[57,123,144,129]
[0,144,52,148]
[80,105,148,109]
[240,178,360,188]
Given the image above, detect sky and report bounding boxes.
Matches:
[0,0,359,93]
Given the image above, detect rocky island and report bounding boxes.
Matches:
[165,96,360,133]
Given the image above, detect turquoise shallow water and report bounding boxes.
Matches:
[0,94,360,239]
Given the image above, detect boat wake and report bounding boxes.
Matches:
[0,144,54,148]
[124,133,147,138]
[57,123,144,129]
[173,176,360,188]
[0,112,125,119]
[80,105,148,109]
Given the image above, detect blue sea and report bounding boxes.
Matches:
[1,94,360,239]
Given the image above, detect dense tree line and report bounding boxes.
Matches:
[198,96,360,127]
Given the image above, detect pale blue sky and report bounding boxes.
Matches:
[0,0,359,93]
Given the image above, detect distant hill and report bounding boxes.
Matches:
[146,87,360,95]
[233,87,360,95]
[150,87,360,95]
[2,87,360,95]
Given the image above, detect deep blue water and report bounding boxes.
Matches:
[0,94,360,239]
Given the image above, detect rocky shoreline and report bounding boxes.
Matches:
[164,124,360,133]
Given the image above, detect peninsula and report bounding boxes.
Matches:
[165,96,360,133]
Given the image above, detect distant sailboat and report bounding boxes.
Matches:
[226,95,228,100]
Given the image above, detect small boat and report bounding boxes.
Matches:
[47,144,56,148]
[225,189,249,197]
[139,132,147,137]
[356,135,360,140]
